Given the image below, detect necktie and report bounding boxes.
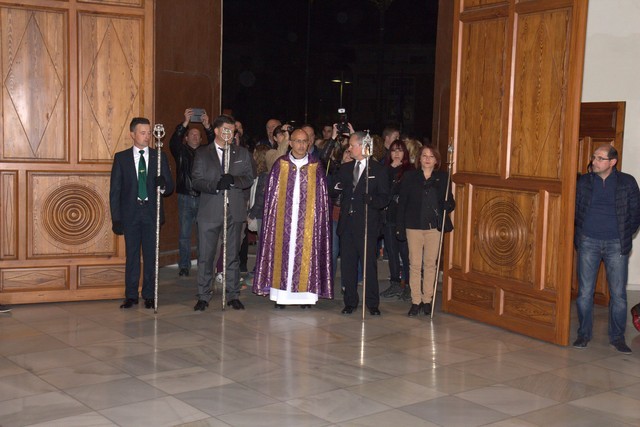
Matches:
[353,161,361,188]
[138,150,148,200]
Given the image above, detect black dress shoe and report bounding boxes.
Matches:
[227,299,245,310]
[408,304,421,317]
[341,306,354,314]
[194,300,209,311]
[179,268,189,277]
[120,298,138,309]
[422,302,432,316]
[144,299,154,309]
[368,307,381,315]
[274,303,286,309]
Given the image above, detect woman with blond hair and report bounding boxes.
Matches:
[404,138,423,164]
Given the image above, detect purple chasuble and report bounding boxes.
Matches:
[252,154,333,299]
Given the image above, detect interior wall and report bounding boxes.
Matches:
[154,0,222,266]
[581,0,640,289]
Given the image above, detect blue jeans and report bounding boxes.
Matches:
[576,235,629,343]
[178,194,200,270]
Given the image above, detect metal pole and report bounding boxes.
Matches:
[152,124,165,314]
[361,131,373,320]
[221,128,233,310]
[431,143,454,319]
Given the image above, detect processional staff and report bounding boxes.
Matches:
[152,123,165,314]
[361,130,374,321]
[431,142,454,319]
[221,127,233,310]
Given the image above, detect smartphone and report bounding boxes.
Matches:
[190,108,205,122]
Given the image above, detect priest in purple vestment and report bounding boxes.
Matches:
[252,129,333,307]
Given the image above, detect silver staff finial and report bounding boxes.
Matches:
[362,130,373,158]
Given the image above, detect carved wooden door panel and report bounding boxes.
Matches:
[443,0,589,345]
[571,102,626,306]
[0,0,154,304]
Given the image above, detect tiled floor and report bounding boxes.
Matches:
[1,255,639,426]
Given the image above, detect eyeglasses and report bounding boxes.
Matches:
[291,139,308,144]
[591,155,610,162]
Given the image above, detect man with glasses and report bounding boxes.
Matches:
[573,145,640,353]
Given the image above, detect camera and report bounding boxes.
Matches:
[190,108,205,123]
[337,108,349,135]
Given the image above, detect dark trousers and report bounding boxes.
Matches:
[197,220,243,302]
[383,222,410,283]
[340,226,380,309]
[123,204,156,300]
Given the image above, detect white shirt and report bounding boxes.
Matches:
[216,144,225,167]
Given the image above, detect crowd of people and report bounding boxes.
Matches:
[109,110,455,318]
[103,111,640,355]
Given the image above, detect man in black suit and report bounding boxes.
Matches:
[110,117,174,309]
[333,131,390,315]
[191,114,254,311]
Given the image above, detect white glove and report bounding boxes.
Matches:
[247,217,258,232]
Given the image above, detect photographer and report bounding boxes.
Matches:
[265,124,292,172]
[170,108,215,277]
[319,118,354,174]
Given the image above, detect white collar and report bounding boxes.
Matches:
[289,152,309,166]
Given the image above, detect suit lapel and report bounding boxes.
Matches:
[125,147,137,182]
[211,143,224,173]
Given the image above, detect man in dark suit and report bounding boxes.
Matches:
[192,114,254,311]
[333,131,390,315]
[110,117,174,309]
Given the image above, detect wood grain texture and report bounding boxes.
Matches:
[510,9,570,179]
[79,0,143,6]
[0,0,186,305]
[79,13,142,162]
[456,17,507,175]
[1,7,67,161]
[1,267,67,291]
[471,187,537,284]
[78,266,124,288]
[29,173,115,257]
[444,0,588,345]
[1,171,17,259]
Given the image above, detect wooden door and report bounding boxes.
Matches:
[442,0,589,345]
[0,0,154,304]
[571,102,626,305]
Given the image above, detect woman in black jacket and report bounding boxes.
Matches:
[380,139,412,299]
[396,145,454,317]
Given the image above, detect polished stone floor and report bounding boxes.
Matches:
[1,256,640,426]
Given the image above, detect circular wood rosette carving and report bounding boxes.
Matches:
[477,198,527,269]
[41,184,105,245]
